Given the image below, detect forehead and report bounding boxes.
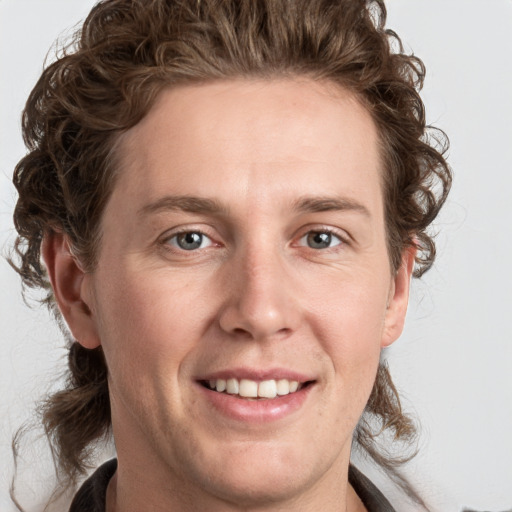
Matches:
[110,78,382,217]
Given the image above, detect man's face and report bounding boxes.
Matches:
[78,79,412,507]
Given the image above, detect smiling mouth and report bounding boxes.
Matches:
[200,378,313,399]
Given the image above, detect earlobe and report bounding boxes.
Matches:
[41,231,101,349]
[381,246,416,348]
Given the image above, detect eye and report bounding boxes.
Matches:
[167,231,213,251]
[299,230,343,250]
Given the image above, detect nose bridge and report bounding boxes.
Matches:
[244,244,283,306]
[219,238,299,340]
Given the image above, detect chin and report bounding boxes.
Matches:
[178,440,337,508]
[196,465,307,508]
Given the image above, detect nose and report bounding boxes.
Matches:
[218,246,301,341]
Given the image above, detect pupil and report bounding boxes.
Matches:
[178,232,202,250]
[308,232,331,249]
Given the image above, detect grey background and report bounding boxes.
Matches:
[1,1,511,510]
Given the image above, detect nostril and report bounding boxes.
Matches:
[231,327,253,338]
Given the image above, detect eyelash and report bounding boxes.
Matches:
[159,226,350,254]
[296,227,347,251]
[161,228,218,252]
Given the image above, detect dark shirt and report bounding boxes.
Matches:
[69,459,396,511]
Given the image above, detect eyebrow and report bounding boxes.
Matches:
[139,195,229,216]
[139,194,371,218]
[292,196,371,217]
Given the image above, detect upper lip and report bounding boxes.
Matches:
[196,367,315,383]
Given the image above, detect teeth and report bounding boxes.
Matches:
[239,379,258,398]
[215,379,226,392]
[276,379,289,396]
[207,378,302,398]
[258,379,277,399]
[226,378,239,394]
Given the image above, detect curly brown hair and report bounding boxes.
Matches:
[11,0,451,508]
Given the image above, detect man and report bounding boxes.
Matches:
[11,0,451,510]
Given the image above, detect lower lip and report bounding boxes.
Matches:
[198,383,314,423]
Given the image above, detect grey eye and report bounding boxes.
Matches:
[171,232,211,251]
[301,231,342,249]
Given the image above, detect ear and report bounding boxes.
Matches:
[41,231,101,349]
[381,246,416,348]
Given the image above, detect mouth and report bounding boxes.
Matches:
[199,377,314,400]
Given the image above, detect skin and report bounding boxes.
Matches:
[43,78,414,511]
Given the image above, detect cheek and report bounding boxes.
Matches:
[304,270,389,388]
[92,268,210,382]
[308,269,389,339]
[91,270,211,430]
